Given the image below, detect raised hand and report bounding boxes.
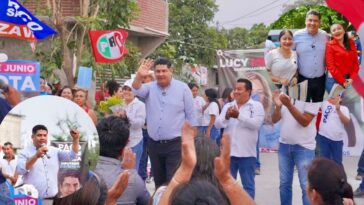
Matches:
[229,106,240,119]
[136,59,154,78]
[279,92,291,107]
[180,122,197,170]
[272,90,282,107]
[121,147,136,170]
[214,134,232,184]
[70,129,80,141]
[290,77,297,86]
[106,170,130,205]
[331,96,341,110]
[36,146,48,158]
[173,121,197,183]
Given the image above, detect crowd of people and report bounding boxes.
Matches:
[1,8,364,205]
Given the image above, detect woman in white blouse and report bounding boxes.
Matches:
[122,79,146,171]
[201,88,221,143]
[265,29,298,90]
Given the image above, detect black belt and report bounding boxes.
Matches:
[150,137,181,144]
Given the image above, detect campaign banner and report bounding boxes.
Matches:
[216,49,265,72]
[0,0,57,41]
[0,60,40,92]
[7,183,43,205]
[76,66,93,89]
[89,29,128,63]
[51,141,88,170]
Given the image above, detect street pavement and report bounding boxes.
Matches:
[146,153,364,204]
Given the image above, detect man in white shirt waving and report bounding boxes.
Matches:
[215,78,265,199]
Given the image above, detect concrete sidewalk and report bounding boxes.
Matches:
[146,153,364,204]
[255,153,363,204]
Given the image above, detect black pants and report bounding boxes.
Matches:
[148,137,181,188]
[298,74,325,102]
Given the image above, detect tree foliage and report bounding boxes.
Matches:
[219,23,269,50]
[272,5,351,32]
[153,0,224,68]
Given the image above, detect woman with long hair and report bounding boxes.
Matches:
[325,23,359,93]
[201,88,221,142]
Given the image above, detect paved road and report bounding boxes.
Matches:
[146,153,364,204]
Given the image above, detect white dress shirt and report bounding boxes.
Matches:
[0,156,17,184]
[215,99,265,158]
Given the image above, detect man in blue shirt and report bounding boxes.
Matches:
[132,57,197,188]
[17,125,80,198]
[294,9,328,102]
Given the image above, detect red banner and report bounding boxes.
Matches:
[88,29,128,63]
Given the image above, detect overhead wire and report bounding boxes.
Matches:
[220,0,293,26]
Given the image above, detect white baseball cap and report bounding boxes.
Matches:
[123,79,133,88]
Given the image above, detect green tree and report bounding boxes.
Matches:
[281,0,326,14]
[222,24,269,49]
[247,23,270,48]
[153,0,224,69]
[272,5,351,32]
[223,27,249,49]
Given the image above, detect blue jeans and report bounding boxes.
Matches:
[317,134,343,165]
[358,149,364,174]
[131,139,144,171]
[200,126,221,143]
[256,130,261,169]
[325,75,336,94]
[230,156,256,198]
[279,143,314,205]
[138,128,149,180]
[0,182,13,205]
[360,177,364,190]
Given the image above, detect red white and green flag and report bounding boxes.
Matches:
[88,29,128,63]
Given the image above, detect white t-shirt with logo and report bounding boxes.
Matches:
[319,101,350,141]
[202,101,219,126]
[280,100,321,150]
[193,96,206,126]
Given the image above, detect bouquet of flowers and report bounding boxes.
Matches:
[99,96,125,114]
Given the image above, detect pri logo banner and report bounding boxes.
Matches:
[89,29,128,63]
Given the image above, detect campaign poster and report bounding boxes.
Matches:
[0,60,40,92]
